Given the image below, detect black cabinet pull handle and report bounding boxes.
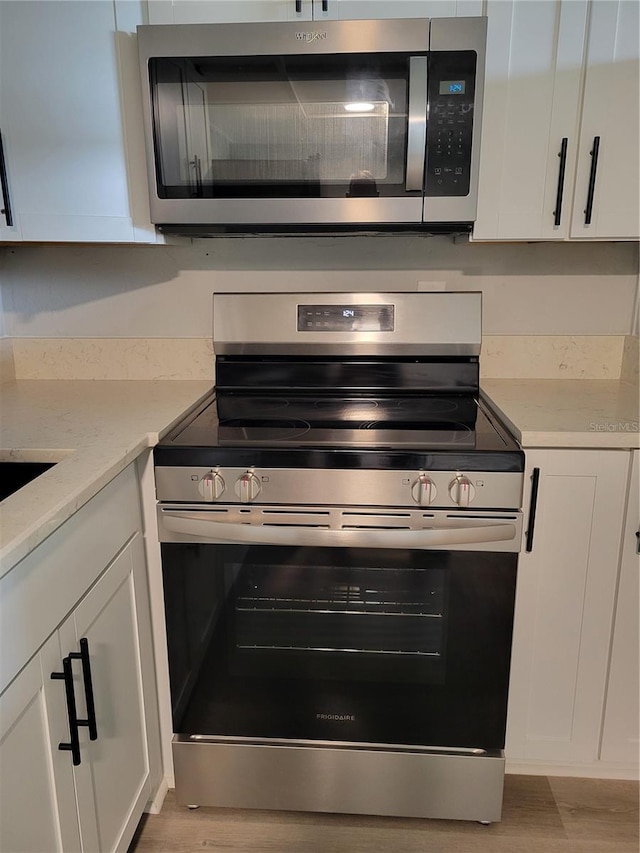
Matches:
[322,1,329,11]
[295,1,302,13]
[0,130,14,227]
[51,657,82,766]
[584,135,600,225]
[553,137,568,227]
[525,467,541,553]
[69,638,98,741]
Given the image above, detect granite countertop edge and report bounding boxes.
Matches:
[482,378,639,450]
[1,377,638,580]
[0,379,213,579]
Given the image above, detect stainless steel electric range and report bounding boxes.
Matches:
[154,291,524,823]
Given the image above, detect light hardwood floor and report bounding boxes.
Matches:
[129,775,639,853]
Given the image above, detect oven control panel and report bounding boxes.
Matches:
[156,467,523,511]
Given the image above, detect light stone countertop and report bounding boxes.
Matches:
[2,377,638,579]
[482,379,639,449]
[0,379,212,578]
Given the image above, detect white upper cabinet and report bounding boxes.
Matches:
[147,1,314,23]
[0,106,20,240]
[147,0,483,25]
[474,0,639,242]
[321,1,483,20]
[0,0,158,243]
[474,0,587,240]
[569,0,640,239]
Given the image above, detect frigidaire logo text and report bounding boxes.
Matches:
[317,713,355,722]
[296,31,327,43]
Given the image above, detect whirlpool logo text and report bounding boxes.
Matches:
[296,32,327,43]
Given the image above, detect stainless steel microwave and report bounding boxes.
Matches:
[137,17,486,234]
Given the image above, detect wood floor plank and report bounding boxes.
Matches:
[128,776,639,853]
[548,777,639,843]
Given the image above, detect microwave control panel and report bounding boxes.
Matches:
[425,51,477,198]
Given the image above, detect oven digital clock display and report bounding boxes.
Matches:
[297,304,395,332]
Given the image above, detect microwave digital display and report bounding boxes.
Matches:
[439,80,466,95]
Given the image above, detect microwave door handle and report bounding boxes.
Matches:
[160,511,517,548]
[405,56,428,192]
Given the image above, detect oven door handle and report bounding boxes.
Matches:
[160,512,517,548]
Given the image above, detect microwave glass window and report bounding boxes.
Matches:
[148,54,413,199]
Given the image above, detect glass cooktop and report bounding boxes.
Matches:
[163,392,516,453]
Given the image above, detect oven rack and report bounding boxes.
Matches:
[236,644,441,657]
[235,598,443,617]
[235,607,444,657]
[236,568,445,617]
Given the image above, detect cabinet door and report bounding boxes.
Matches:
[0,637,81,853]
[60,534,151,853]
[0,128,20,240]
[600,450,639,766]
[0,9,20,241]
[323,1,482,20]
[473,0,587,240]
[147,0,483,24]
[147,1,313,24]
[506,449,630,766]
[569,0,640,240]
[0,0,151,242]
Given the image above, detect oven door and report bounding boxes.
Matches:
[158,505,520,752]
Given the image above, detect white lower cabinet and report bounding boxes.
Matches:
[62,536,151,852]
[0,643,81,852]
[506,448,632,771]
[600,450,639,767]
[0,465,161,853]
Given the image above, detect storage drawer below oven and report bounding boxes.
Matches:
[172,736,506,822]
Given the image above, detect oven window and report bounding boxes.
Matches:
[231,555,448,683]
[148,53,414,199]
[162,544,517,750]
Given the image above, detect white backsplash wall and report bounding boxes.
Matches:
[0,238,638,379]
[1,238,638,337]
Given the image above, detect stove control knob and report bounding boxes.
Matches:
[235,471,261,503]
[411,474,437,506]
[198,471,225,501]
[449,475,476,507]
